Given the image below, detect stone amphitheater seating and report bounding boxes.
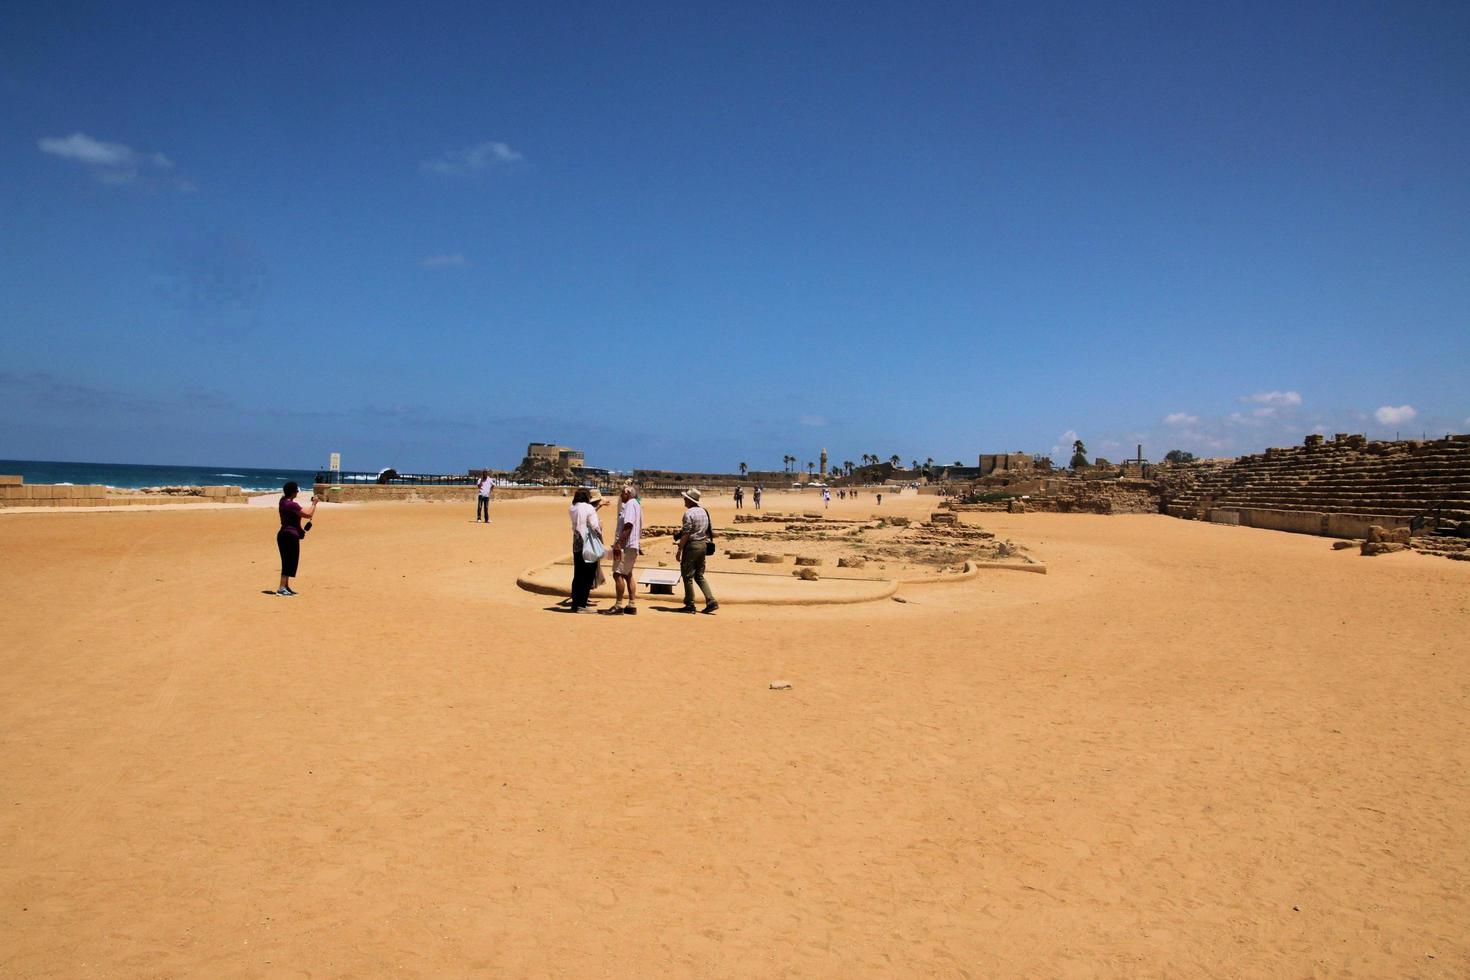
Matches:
[1165,434,1470,556]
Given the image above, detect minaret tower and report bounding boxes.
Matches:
[820,448,828,477]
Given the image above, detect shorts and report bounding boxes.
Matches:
[614,547,639,576]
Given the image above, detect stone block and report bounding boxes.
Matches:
[1332,540,1356,550]
[794,556,823,566]
[0,475,22,485]
[1361,541,1408,556]
[754,554,785,564]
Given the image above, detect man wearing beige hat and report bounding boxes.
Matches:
[673,488,718,614]
[605,482,642,615]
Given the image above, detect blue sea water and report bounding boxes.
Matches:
[0,459,322,493]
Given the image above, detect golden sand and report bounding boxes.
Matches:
[2,492,1467,976]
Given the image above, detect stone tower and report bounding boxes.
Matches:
[820,448,828,477]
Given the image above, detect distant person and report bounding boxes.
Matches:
[568,488,605,613]
[877,492,883,506]
[673,489,718,614]
[733,485,744,509]
[753,485,762,509]
[607,483,642,616]
[823,487,831,508]
[476,471,494,523]
[276,481,321,597]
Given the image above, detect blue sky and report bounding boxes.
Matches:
[3,1,1467,473]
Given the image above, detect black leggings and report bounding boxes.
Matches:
[477,496,490,521]
[571,551,597,609]
[277,529,300,577]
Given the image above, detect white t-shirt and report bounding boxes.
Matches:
[617,497,643,550]
[569,501,601,538]
[478,476,493,497]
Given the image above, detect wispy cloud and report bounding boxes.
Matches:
[39,131,190,190]
[1243,390,1302,407]
[799,414,827,427]
[420,141,524,177]
[420,253,471,269]
[1374,404,1416,426]
[1163,412,1198,426]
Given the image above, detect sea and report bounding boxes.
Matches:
[0,459,323,493]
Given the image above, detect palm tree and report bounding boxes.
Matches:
[806,461,815,476]
[888,454,900,468]
[739,461,748,476]
[911,459,918,471]
[1070,439,1088,470]
[925,456,934,471]
[783,454,794,473]
[843,460,854,476]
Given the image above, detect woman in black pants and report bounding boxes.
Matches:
[568,487,604,612]
[277,481,321,597]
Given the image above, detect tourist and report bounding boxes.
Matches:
[877,492,883,506]
[823,487,831,508]
[607,483,642,615]
[568,487,605,613]
[753,484,762,509]
[476,470,494,523]
[276,481,321,597]
[733,485,743,509]
[673,488,718,614]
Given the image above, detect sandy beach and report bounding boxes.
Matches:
[2,491,1467,977]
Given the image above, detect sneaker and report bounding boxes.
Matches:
[572,606,597,614]
[283,587,299,596]
[674,605,697,613]
[624,605,637,615]
[276,588,293,597]
[701,602,719,614]
[600,606,624,615]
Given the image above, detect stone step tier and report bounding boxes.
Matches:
[1162,434,1470,552]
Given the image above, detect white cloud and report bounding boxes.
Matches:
[1244,390,1302,407]
[420,141,524,176]
[39,132,137,166]
[39,132,185,189]
[1163,412,1198,426]
[419,253,470,269]
[1374,404,1416,426]
[799,414,827,427]
[1251,406,1277,418]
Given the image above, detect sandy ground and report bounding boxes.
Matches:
[1,491,1467,977]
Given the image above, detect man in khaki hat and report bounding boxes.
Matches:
[673,488,718,613]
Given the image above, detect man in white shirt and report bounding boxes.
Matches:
[608,483,643,615]
[476,471,494,523]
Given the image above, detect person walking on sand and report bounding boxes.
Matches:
[276,481,321,596]
[568,488,605,613]
[733,485,743,510]
[606,483,642,615]
[673,488,718,614]
[823,487,831,509]
[476,470,494,523]
[753,484,762,509]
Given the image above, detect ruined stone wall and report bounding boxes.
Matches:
[1163,433,1470,546]
[0,482,248,508]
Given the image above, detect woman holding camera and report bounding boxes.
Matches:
[277,480,321,597]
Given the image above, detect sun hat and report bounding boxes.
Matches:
[588,489,605,505]
[682,488,702,504]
